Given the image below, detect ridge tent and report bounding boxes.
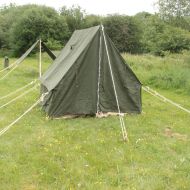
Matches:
[40,25,142,117]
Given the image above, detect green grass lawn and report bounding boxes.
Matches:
[0,52,190,190]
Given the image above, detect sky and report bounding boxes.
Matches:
[0,0,157,16]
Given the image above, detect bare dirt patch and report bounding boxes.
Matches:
[164,127,188,141]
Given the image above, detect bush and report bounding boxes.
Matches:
[135,14,190,55]
[45,38,63,50]
[60,5,86,33]
[84,14,102,28]
[1,4,190,56]
[0,4,40,49]
[9,6,70,56]
[160,26,190,53]
[103,15,142,53]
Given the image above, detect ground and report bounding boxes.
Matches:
[0,52,189,190]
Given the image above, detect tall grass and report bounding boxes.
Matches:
[123,51,190,94]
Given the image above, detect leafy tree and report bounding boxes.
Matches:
[84,14,102,28]
[103,15,142,53]
[157,0,190,18]
[0,16,5,48]
[60,5,86,33]
[135,14,190,55]
[157,0,190,29]
[10,6,70,56]
[1,3,190,56]
[45,38,63,50]
[0,4,53,49]
[0,4,20,49]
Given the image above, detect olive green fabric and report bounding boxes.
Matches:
[40,25,142,117]
[40,26,100,91]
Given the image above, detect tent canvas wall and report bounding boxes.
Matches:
[40,25,142,117]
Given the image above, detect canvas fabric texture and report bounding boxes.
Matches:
[40,25,142,117]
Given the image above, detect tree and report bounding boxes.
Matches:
[0,4,20,49]
[157,0,190,18]
[10,6,70,56]
[84,14,102,28]
[60,5,86,33]
[157,0,190,29]
[135,14,190,55]
[103,15,142,53]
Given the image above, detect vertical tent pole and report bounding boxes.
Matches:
[101,24,128,141]
[39,39,42,78]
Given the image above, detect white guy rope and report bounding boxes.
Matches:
[0,64,19,80]
[96,30,102,113]
[0,80,37,100]
[0,61,18,73]
[0,93,48,137]
[102,25,128,141]
[0,99,39,137]
[142,86,190,114]
[142,86,164,102]
[0,40,39,80]
[0,84,39,109]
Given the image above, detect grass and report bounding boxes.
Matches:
[124,50,190,94]
[0,52,190,189]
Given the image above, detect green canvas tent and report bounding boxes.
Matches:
[40,25,142,117]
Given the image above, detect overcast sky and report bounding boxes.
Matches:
[0,0,157,16]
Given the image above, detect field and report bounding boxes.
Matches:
[0,52,190,190]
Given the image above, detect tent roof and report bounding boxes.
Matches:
[40,25,100,91]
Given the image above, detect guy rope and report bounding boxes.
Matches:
[0,93,48,137]
[102,25,128,141]
[0,40,39,80]
[0,61,17,73]
[0,80,37,101]
[142,86,190,114]
[0,84,39,109]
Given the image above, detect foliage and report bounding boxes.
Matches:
[45,38,63,50]
[60,5,86,33]
[124,50,190,94]
[0,19,5,49]
[156,0,190,30]
[0,4,43,49]
[84,14,102,28]
[134,13,190,55]
[0,4,18,49]
[9,6,69,56]
[157,0,190,19]
[103,15,142,53]
[0,3,190,56]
